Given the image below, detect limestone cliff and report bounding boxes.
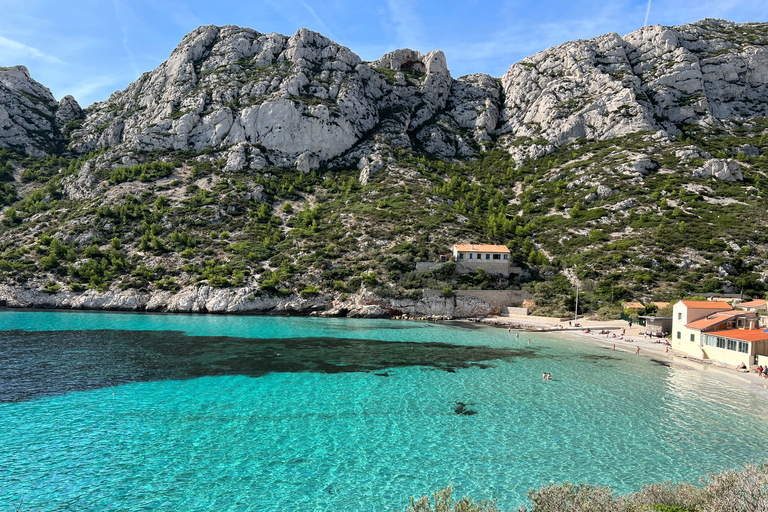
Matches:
[0,66,82,156]
[4,20,768,171]
[498,19,768,146]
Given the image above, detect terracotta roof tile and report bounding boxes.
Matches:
[453,244,510,253]
[685,312,738,330]
[737,299,767,308]
[709,329,768,342]
[623,302,645,309]
[680,300,733,310]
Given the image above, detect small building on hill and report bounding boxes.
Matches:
[452,244,511,277]
[623,302,645,313]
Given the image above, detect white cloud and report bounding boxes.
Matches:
[0,35,63,65]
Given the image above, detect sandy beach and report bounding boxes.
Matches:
[480,314,768,396]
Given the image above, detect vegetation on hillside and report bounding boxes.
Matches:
[1,117,768,315]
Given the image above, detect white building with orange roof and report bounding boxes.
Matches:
[672,300,733,357]
[452,244,511,276]
[700,329,768,369]
[735,299,768,312]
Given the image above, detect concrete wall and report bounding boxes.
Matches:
[702,344,753,369]
[423,289,531,307]
[456,260,510,276]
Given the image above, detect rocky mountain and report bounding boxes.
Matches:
[1,19,768,318]
[0,66,83,156]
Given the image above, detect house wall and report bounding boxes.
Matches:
[700,337,768,369]
[455,260,510,276]
[701,343,753,369]
[671,302,733,357]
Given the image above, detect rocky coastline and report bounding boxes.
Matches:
[0,284,499,320]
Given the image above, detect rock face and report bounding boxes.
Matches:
[3,20,768,168]
[499,19,768,145]
[0,66,81,156]
[68,26,461,171]
[693,158,743,181]
[0,284,499,319]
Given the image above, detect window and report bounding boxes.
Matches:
[716,337,725,349]
[705,335,716,346]
[468,253,472,259]
[493,254,500,260]
[459,253,464,261]
[678,312,682,320]
[676,331,681,339]
[738,341,749,353]
[503,254,508,260]
[690,334,695,342]
[727,339,737,351]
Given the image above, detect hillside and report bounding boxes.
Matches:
[1,18,768,317]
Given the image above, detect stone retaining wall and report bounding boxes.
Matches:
[423,289,531,307]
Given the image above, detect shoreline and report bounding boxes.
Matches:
[5,303,768,398]
[479,314,768,397]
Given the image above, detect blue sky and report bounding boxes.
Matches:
[2,0,766,107]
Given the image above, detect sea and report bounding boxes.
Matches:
[2,309,768,512]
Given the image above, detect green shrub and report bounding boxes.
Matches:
[300,285,320,297]
[403,484,501,512]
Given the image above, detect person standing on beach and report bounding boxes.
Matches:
[635,346,640,355]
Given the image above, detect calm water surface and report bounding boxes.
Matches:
[2,310,768,511]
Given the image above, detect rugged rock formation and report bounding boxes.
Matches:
[0,66,81,156]
[67,27,458,175]
[4,19,768,168]
[498,19,768,146]
[0,284,500,319]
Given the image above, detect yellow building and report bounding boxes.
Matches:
[671,300,733,357]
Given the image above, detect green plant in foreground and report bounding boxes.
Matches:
[406,463,768,512]
[404,484,501,512]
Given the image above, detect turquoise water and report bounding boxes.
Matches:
[2,310,768,511]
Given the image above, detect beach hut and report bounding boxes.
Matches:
[638,316,672,337]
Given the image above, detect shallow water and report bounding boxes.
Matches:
[2,310,768,511]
